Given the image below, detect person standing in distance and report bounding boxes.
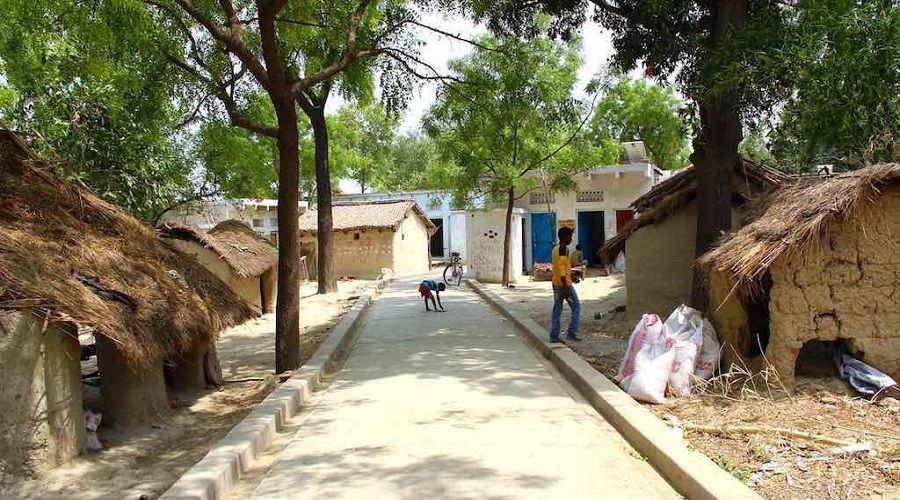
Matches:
[550,226,581,343]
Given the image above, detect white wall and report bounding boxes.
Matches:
[465,209,525,283]
[516,167,657,256]
[448,211,468,259]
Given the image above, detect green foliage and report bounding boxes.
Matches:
[329,102,399,193]
[771,2,900,171]
[0,0,192,221]
[588,78,690,170]
[424,32,617,208]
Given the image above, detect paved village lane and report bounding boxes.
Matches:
[251,279,679,499]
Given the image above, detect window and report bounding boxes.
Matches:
[530,192,555,205]
[252,218,263,228]
[268,216,278,227]
[354,233,360,240]
[577,190,604,203]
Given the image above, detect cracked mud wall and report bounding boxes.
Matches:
[767,188,900,384]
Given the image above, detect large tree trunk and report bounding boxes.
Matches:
[501,187,515,287]
[273,113,303,373]
[307,107,338,294]
[690,0,747,312]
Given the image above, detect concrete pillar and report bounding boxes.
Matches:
[96,336,169,426]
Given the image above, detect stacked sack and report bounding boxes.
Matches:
[618,305,720,404]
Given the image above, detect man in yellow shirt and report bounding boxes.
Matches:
[550,227,581,343]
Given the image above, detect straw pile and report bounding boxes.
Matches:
[158,219,277,278]
[0,130,256,371]
[700,164,900,291]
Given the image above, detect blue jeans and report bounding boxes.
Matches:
[550,285,580,340]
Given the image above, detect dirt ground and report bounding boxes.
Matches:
[486,272,900,499]
[5,280,370,500]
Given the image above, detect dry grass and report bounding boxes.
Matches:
[0,130,256,370]
[158,219,277,278]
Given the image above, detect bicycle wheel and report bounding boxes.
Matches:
[443,263,455,286]
[453,263,463,286]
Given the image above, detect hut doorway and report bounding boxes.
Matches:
[429,218,444,258]
[746,272,772,358]
[794,339,846,378]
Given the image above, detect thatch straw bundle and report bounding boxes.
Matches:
[0,130,256,371]
[158,219,277,278]
[700,164,900,291]
[598,158,790,265]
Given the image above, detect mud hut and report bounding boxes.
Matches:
[158,220,278,313]
[298,200,436,279]
[599,159,790,321]
[701,165,900,386]
[0,130,255,476]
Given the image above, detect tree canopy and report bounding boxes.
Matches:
[0,0,194,221]
[425,30,618,285]
[588,78,689,170]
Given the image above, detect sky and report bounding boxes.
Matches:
[337,9,619,194]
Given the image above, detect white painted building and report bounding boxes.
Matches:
[334,190,466,260]
[159,198,307,246]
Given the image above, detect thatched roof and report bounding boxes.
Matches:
[700,164,900,291]
[598,158,791,265]
[0,130,257,370]
[158,219,277,277]
[298,199,437,235]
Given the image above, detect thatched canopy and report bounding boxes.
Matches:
[700,164,900,291]
[598,158,791,265]
[158,219,277,277]
[0,130,257,370]
[298,199,437,235]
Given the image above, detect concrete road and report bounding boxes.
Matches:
[252,279,679,499]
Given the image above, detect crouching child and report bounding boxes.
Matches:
[418,278,446,312]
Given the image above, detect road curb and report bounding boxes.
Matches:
[161,279,392,500]
[468,279,760,500]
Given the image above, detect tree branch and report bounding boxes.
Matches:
[521,91,601,175]
[587,0,625,16]
[167,0,271,89]
[382,48,463,82]
[290,0,374,94]
[408,20,503,53]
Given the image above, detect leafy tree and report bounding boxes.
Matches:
[0,0,193,221]
[588,78,689,170]
[330,102,399,193]
[770,2,900,172]
[424,32,618,287]
[138,0,429,372]
[386,133,445,190]
[457,0,801,310]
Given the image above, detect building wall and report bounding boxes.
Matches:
[518,167,657,266]
[300,229,395,280]
[626,201,741,322]
[166,240,262,310]
[766,188,900,383]
[626,201,699,322]
[0,311,83,478]
[449,211,468,259]
[465,209,526,283]
[393,215,432,277]
[335,191,456,258]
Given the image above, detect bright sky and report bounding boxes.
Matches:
[336,9,619,193]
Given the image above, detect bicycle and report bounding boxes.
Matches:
[443,251,464,286]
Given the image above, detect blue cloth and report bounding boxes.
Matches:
[421,279,438,291]
[550,285,580,340]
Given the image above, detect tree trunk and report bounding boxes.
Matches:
[501,187,515,287]
[273,110,303,373]
[690,0,747,312]
[307,107,338,294]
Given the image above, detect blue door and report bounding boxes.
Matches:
[531,213,556,265]
[577,211,605,266]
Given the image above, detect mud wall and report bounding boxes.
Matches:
[392,215,431,278]
[301,229,394,280]
[0,311,83,478]
[767,188,900,383]
[167,239,262,310]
